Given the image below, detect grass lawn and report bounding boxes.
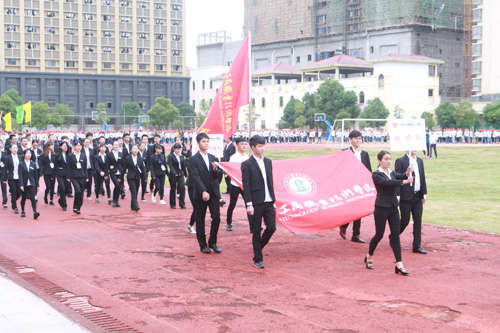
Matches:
[262,146,500,234]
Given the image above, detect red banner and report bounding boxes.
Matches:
[218,150,376,234]
[198,37,250,140]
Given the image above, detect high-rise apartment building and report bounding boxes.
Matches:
[0,0,188,118]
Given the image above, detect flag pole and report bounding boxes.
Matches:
[247,31,252,140]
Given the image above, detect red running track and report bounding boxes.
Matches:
[0,190,499,332]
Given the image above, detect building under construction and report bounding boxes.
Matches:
[244,0,465,101]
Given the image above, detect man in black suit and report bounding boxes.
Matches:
[4,143,22,213]
[221,137,235,194]
[122,133,132,158]
[339,130,372,243]
[188,133,223,254]
[83,138,95,200]
[242,135,276,269]
[0,139,8,208]
[395,150,428,254]
[167,143,187,209]
[147,134,164,194]
[123,145,146,211]
[68,141,88,214]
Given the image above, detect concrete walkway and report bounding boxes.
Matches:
[0,273,87,333]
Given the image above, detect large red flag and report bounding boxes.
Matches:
[218,150,376,234]
[198,37,250,139]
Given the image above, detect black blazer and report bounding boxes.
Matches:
[0,150,6,178]
[39,153,56,176]
[149,153,168,178]
[122,142,132,158]
[241,156,276,205]
[123,154,146,180]
[222,142,236,162]
[68,152,88,179]
[31,148,42,169]
[346,147,372,171]
[94,153,109,177]
[372,170,407,208]
[107,151,123,176]
[188,152,222,199]
[167,153,187,177]
[4,153,22,180]
[54,152,70,177]
[18,160,39,188]
[394,155,427,200]
[82,147,95,170]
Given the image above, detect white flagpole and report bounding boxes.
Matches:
[247,31,252,139]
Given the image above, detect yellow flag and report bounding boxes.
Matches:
[24,101,31,123]
[2,112,12,131]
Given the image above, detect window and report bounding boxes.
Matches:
[192,100,195,109]
[261,98,266,108]
[359,91,365,104]
[155,34,164,40]
[472,61,482,75]
[279,96,284,107]
[85,46,94,52]
[46,60,57,67]
[307,54,312,61]
[66,61,76,67]
[47,44,56,50]
[66,29,75,35]
[47,27,56,34]
[103,15,112,21]
[85,14,94,21]
[296,56,300,63]
[84,0,94,3]
[85,101,95,109]
[192,81,196,91]
[103,80,113,89]
[27,59,37,66]
[472,43,481,57]
[85,61,94,68]
[121,63,130,70]
[370,46,374,54]
[428,65,436,77]
[120,0,130,6]
[138,64,147,70]
[120,32,130,38]
[472,78,481,91]
[27,80,37,89]
[209,81,213,89]
[6,42,17,49]
[172,50,181,56]
[121,47,130,54]
[156,64,164,70]
[103,31,112,38]
[172,4,181,10]
[26,42,37,49]
[202,80,205,89]
[138,2,148,9]
[84,30,95,36]
[138,48,148,55]
[155,3,164,9]
[26,26,37,33]
[107,102,112,109]
[155,49,165,55]
[156,19,165,25]
[138,33,148,39]
[66,12,75,19]
[103,0,111,5]
[6,8,17,15]
[6,25,17,32]
[66,44,76,51]
[428,89,433,97]
[138,17,147,24]
[7,59,17,65]
[46,11,56,18]
[172,35,181,41]
[103,47,112,53]
[103,62,112,69]
[378,74,384,88]
[172,20,180,26]
[27,10,37,16]
[121,16,130,23]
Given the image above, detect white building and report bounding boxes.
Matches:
[190,54,442,130]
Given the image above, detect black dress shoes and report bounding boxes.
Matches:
[44,197,48,204]
[180,205,186,209]
[49,201,54,206]
[200,247,211,254]
[226,224,232,231]
[352,236,366,243]
[209,244,222,253]
[413,248,427,254]
[364,256,374,270]
[20,211,26,218]
[34,212,40,220]
[14,208,19,214]
[73,209,81,214]
[254,261,264,269]
[62,206,67,211]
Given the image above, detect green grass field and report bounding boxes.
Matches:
[263,146,500,234]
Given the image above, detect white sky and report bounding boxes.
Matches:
[185,0,244,68]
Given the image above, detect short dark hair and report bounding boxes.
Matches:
[154,134,160,138]
[234,137,247,144]
[154,144,163,151]
[196,133,209,143]
[74,140,82,147]
[173,143,182,149]
[123,133,130,138]
[85,132,93,138]
[22,149,32,157]
[377,150,390,161]
[349,130,362,139]
[61,135,69,141]
[141,134,149,139]
[249,135,265,147]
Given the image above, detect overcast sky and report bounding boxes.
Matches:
[186,0,244,68]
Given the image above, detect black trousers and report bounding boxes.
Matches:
[119,174,126,196]
[250,202,276,263]
[153,174,166,200]
[169,175,185,207]
[149,172,155,192]
[340,219,361,237]
[187,185,195,226]
[369,206,402,262]
[139,175,148,200]
[127,177,140,210]
[56,175,68,208]
[43,174,56,202]
[71,178,86,210]
[85,169,94,197]
[400,196,424,250]
[95,175,111,199]
[430,144,437,158]
[194,196,220,249]
[20,185,37,213]
[110,173,122,203]
[224,175,231,192]
[65,178,72,195]
[227,184,251,228]
[1,175,7,204]
[8,179,21,209]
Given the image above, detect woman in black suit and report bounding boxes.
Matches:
[107,141,123,207]
[68,141,88,215]
[55,142,70,211]
[94,144,111,204]
[19,149,40,219]
[149,144,168,205]
[365,150,413,275]
[123,145,145,211]
[39,142,56,205]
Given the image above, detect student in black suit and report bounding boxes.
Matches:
[184,157,197,234]
[94,144,111,204]
[147,134,164,194]
[39,142,56,205]
[0,139,8,208]
[123,145,145,211]
[68,141,88,214]
[149,144,168,205]
[242,135,276,269]
[395,150,428,254]
[82,138,95,200]
[365,150,413,276]
[339,130,372,243]
[4,144,22,213]
[167,143,187,209]
[107,141,123,207]
[30,140,42,185]
[138,142,149,202]
[188,133,223,254]
[122,133,132,158]
[18,149,40,219]
[55,142,70,211]
[221,137,235,194]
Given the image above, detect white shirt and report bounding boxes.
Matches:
[229,151,248,186]
[12,154,20,180]
[84,147,91,169]
[407,154,420,192]
[351,147,362,161]
[378,166,392,179]
[200,151,210,171]
[174,153,182,170]
[24,160,31,186]
[252,155,273,204]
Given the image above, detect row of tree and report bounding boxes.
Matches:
[423,100,500,129]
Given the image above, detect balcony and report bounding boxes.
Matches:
[25,50,41,58]
[154,9,167,18]
[64,35,79,44]
[24,16,41,25]
[83,37,97,45]
[171,26,182,34]
[119,7,132,15]
[45,50,59,59]
[5,49,21,57]
[4,32,21,41]
[171,41,183,49]
[137,39,150,48]
[101,6,114,15]
[44,1,58,10]
[101,38,115,46]
[64,51,79,60]
[119,39,132,47]
[82,4,97,13]
[154,40,168,48]
[82,53,97,61]
[101,21,115,30]
[101,53,115,61]
[154,25,168,33]
[45,18,59,26]
[25,34,41,42]
[45,34,59,43]
[83,21,97,29]
[4,16,20,25]
[170,11,182,19]
[137,55,151,63]
[136,8,148,16]
[171,56,182,65]
[154,55,167,63]
[63,3,78,12]
[64,19,78,29]
[119,23,133,31]
[137,24,150,33]
[119,54,133,62]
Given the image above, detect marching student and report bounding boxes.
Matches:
[4,144,22,213]
[242,135,276,269]
[94,144,111,204]
[138,142,149,202]
[107,141,123,208]
[149,144,168,205]
[365,150,413,275]
[395,150,428,254]
[31,140,42,185]
[55,142,70,211]
[147,134,164,195]
[0,139,8,208]
[167,143,187,209]
[188,133,223,254]
[339,130,372,243]
[226,137,251,232]
[39,142,56,205]
[68,141,88,214]
[82,138,95,201]
[123,145,145,211]
[184,157,197,234]
[18,149,40,219]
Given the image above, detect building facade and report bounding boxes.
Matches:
[1,0,189,119]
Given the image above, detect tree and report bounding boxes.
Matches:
[0,94,16,117]
[421,111,436,129]
[294,115,307,128]
[173,119,183,129]
[302,92,320,128]
[52,104,75,125]
[454,101,479,129]
[483,102,500,128]
[196,99,211,127]
[30,102,51,129]
[435,102,457,128]
[4,89,23,106]
[121,102,142,125]
[316,79,360,124]
[95,102,110,125]
[361,98,390,120]
[177,102,196,117]
[279,97,300,128]
[147,97,179,129]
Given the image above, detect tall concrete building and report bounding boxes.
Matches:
[0,0,189,119]
[470,0,500,101]
[244,0,465,101]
